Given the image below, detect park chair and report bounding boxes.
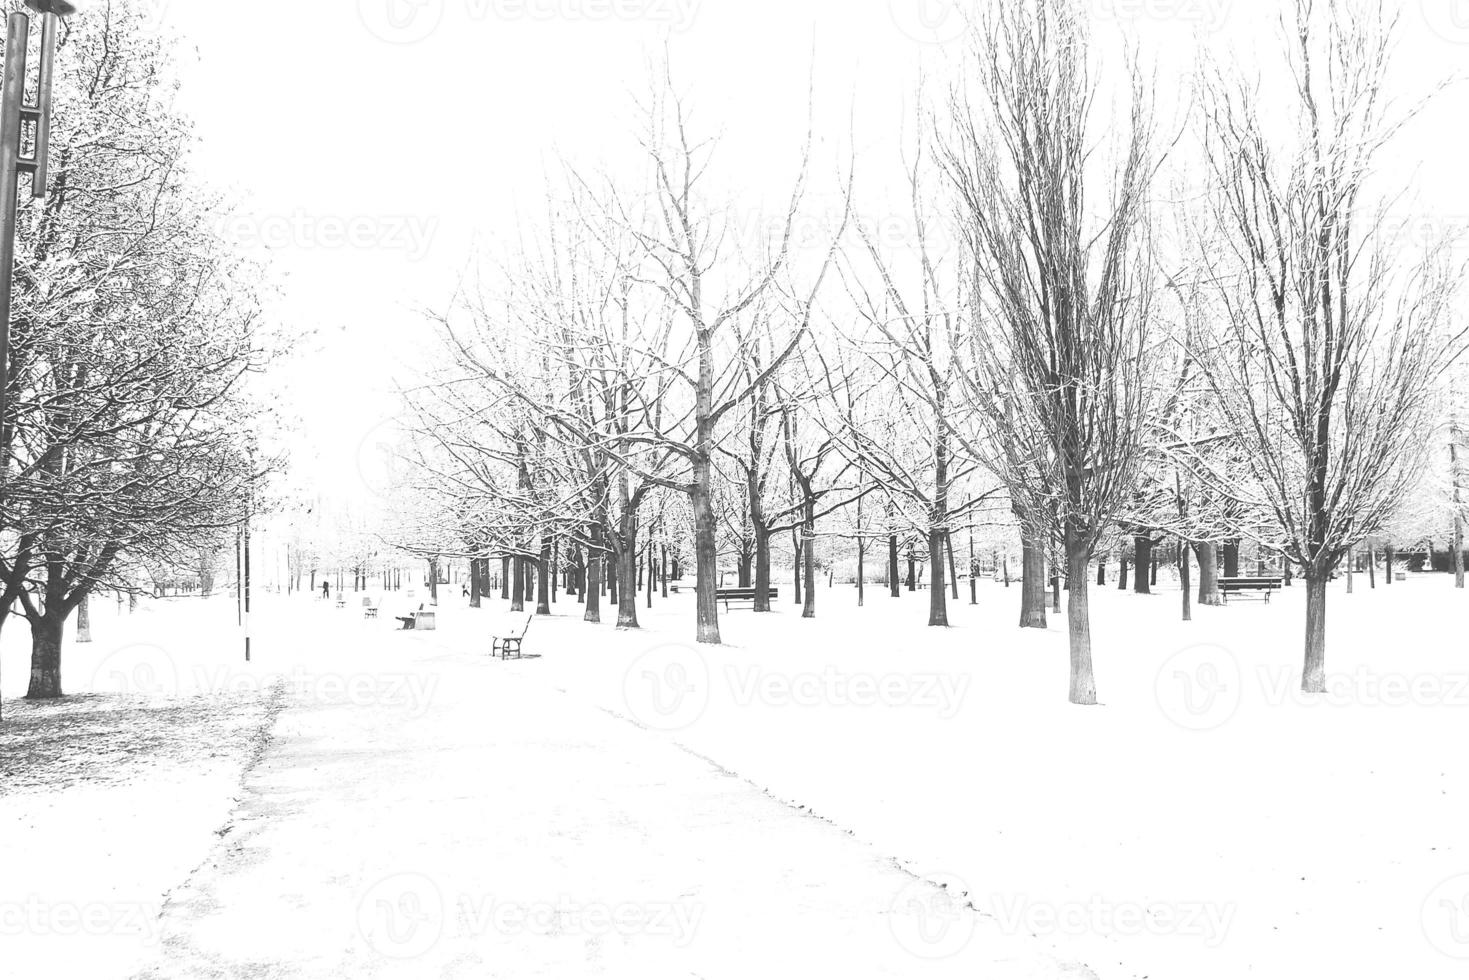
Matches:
[492,614,534,660]
[362,596,379,618]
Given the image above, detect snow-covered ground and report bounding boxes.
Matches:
[2,575,1466,978]
[487,574,1469,979]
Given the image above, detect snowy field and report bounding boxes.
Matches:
[2,574,1467,978]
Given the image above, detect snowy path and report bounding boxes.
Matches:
[129,629,1090,980]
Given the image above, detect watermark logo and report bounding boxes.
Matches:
[622,643,709,731]
[725,665,969,718]
[192,666,440,719]
[889,875,975,959]
[990,895,1235,948]
[888,0,967,45]
[356,876,701,958]
[89,643,179,697]
[1421,0,1469,44]
[1093,0,1231,32]
[215,211,439,262]
[358,873,446,959]
[355,416,416,501]
[359,0,699,44]
[0,898,162,945]
[1155,643,1242,731]
[1257,667,1469,710]
[359,0,447,44]
[456,895,702,947]
[1423,874,1469,959]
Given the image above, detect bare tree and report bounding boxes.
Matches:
[832,129,988,628]
[1196,0,1465,692]
[944,0,1157,703]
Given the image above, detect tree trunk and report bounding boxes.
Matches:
[470,556,483,608]
[1050,547,1062,614]
[691,460,721,644]
[1133,536,1153,594]
[1222,539,1241,578]
[1455,515,1465,589]
[1065,546,1096,705]
[1096,559,1105,586]
[927,525,948,627]
[1018,530,1047,629]
[537,538,552,616]
[25,611,65,700]
[608,543,618,604]
[428,558,439,606]
[1453,432,1465,588]
[616,523,639,629]
[1346,547,1354,594]
[754,529,772,612]
[1384,542,1395,585]
[802,506,817,619]
[501,556,510,600]
[77,594,92,644]
[792,530,803,606]
[906,547,916,591]
[857,536,866,607]
[1179,539,1192,622]
[888,533,900,597]
[1302,575,1327,693]
[946,532,959,601]
[584,544,602,624]
[510,556,525,612]
[1195,542,1221,606]
[737,544,752,587]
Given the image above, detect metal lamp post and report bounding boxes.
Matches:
[0,1,72,426]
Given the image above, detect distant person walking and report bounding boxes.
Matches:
[321,580,330,600]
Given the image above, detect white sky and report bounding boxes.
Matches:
[152,0,1469,507]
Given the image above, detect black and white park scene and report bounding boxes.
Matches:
[2,0,1469,977]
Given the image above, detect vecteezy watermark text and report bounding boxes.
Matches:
[725,666,969,719]
[215,211,439,262]
[357,873,703,958]
[358,0,699,44]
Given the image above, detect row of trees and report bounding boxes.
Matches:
[379,0,1464,703]
[0,2,277,702]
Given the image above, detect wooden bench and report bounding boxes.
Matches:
[335,595,346,609]
[1219,577,1283,603]
[492,614,534,660]
[395,608,437,631]
[715,587,778,611]
[362,597,379,619]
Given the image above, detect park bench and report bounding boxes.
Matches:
[714,587,778,611]
[492,614,534,660]
[334,595,346,609]
[1219,577,1283,603]
[362,597,379,619]
[396,607,437,631]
